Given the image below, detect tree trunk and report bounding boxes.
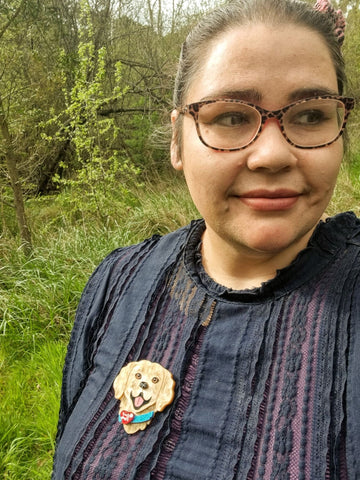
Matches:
[0,96,32,254]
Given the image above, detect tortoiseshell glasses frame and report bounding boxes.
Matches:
[178,95,355,151]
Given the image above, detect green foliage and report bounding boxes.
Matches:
[121,112,167,169]
[41,1,141,220]
[327,163,360,215]
[340,3,360,169]
[0,341,65,479]
[0,176,198,478]
[0,186,19,236]
[348,151,360,187]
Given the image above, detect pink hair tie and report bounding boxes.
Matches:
[314,0,346,46]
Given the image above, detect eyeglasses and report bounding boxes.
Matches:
[178,95,355,151]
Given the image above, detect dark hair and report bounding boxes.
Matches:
[173,0,346,109]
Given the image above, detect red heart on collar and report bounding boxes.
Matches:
[120,410,135,424]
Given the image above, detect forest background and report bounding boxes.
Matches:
[1,0,360,477]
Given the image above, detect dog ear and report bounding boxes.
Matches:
[113,362,134,399]
[155,368,176,412]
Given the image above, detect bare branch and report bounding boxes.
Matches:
[0,0,26,41]
[113,57,158,72]
[97,106,157,116]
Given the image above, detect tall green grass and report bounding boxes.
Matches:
[0,174,197,479]
[0,168,359,479]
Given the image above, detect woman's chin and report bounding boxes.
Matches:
[226,222,316,257]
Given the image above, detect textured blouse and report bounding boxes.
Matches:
[52,212,360,480]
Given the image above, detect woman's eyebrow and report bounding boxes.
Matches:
[288,87,339,102]
[198,86,339,104]
[199,88,262,103]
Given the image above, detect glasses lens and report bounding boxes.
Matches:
[197,101,261,150]
[283,98,345,147]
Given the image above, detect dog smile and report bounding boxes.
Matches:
[131,392,152,410]
[114,360,176,433]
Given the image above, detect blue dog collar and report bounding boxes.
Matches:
[119,411,154,424]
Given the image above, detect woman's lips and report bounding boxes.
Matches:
[237,189,301,211]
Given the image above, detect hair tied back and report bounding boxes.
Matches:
[314,0,346,46]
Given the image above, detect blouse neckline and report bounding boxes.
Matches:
[183,212,360,303]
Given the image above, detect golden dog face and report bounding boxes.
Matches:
[113,360,175,434]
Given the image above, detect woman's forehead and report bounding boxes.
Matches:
[185,23,338,106]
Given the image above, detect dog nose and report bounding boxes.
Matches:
[140,381,149,389]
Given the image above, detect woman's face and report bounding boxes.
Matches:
[171,24,343,260]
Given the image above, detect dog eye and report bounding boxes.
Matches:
[152,377,159,384]
[135,373,142,379]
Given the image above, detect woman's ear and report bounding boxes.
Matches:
[170,109,183,171]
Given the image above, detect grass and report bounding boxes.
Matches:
[0,341,65,478]
[0,166,359,479]
[0,173,197,479]
[327,163,360,216]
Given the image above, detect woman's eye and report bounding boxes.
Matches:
[292,109,327,125]
[211,112,249,126]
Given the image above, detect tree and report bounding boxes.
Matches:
[0,0,220,227]
[0,0,32,253]
[41,0,141,221]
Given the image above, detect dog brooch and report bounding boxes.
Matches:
[113,360,176,434]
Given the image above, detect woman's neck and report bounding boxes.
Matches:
[200,226,316,291]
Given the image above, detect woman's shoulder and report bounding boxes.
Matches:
[323,210,360,231]
[314,211,360,252]
[89,220,201,284]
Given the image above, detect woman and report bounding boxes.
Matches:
[52,0,360,478]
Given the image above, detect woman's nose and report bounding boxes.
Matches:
[246,118,297,172]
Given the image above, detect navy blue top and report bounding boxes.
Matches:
[52,212,360,479]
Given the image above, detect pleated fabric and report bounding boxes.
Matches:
[52,213,360,480]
